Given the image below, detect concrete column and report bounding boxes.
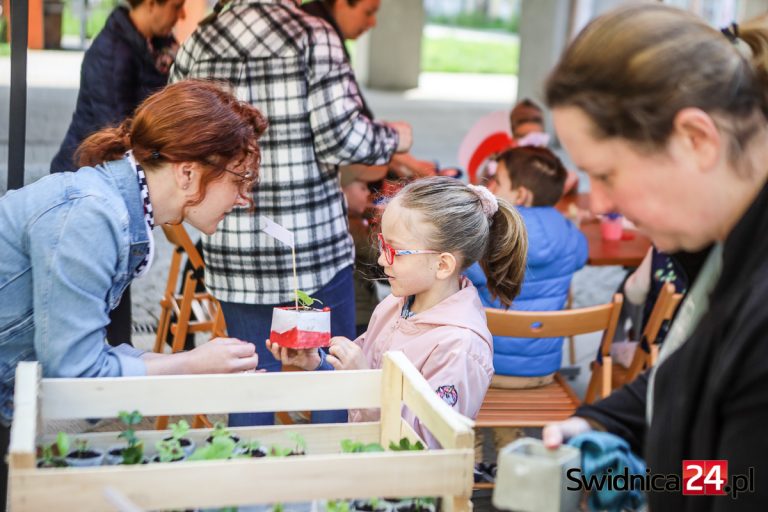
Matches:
[515,0,572,105]
[355,0,425,90]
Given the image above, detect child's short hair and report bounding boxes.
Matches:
[510,98,544,136]
[496,146,567,207]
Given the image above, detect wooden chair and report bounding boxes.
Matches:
[153,224,226,430]
[476,293,623,429]
[610,283,683,389]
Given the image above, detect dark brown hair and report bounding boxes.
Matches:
[77,80,268,205]
[397,177,528,308]
[127,0,169,7]
[545,4,768,177]
[496,146,566,207]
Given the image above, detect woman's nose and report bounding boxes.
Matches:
[589,182,615,216]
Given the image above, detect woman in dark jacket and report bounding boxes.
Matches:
[51,0,184,173]
[541,5,768,511]
[51,0,185,345]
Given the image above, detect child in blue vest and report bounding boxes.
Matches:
[467,146,587,473]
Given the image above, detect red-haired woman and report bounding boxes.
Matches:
[0,79,266,426]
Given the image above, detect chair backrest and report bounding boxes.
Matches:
[486,294,623,354]
[162,224,205,270]
[642,282,683,345]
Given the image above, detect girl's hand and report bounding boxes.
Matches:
[326,337,369,370]
[542,417,593,449]
[265,339,321,371]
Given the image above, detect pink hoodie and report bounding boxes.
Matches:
[350,278,494,447]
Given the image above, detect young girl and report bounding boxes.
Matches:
[267,176,528,446]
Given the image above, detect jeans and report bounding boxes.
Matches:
[221,266,355,426]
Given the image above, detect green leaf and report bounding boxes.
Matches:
[56,432,70,456]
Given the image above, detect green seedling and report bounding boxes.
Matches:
[287,432,307,454]
[296,289,323,309]
[38,432,70,468]
[388,437,425,452]
[169,419,190,441]
[155,438,185,463]
[117,410,144,464]
[326,500,351,512]
[340,439,384,453]
[189,436,237,461]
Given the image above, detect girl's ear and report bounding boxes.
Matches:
[435,252,458,280]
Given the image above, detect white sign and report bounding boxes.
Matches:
[259,215,294,248]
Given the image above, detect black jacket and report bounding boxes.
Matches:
[577,181,768,510]
[50,7,175,172]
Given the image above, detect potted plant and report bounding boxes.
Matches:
[239,439,268,458]
[106,410,145,465]
[65,438,105,467]
[189,435,238,461]
[153,438,186,463]
[36,432,69,468]
[163,419,195,457]
[205,421,241,445]
[270,291,331,349]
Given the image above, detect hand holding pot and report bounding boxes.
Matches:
[326,337,369,370]
[265,339,321,371]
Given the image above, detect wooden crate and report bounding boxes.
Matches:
[8,352,474,511]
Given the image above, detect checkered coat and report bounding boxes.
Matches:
[170,0,398,304]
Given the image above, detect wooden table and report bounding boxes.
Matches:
[556,193,651,267]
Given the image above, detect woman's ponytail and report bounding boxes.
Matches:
[481,198,528,309]
[75,118,132,168]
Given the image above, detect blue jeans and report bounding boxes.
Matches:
[221,266,355,426]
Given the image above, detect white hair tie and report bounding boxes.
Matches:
[468,184,499,219]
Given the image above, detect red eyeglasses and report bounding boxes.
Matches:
[377,233,439,265]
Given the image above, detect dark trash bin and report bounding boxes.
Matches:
[43,0,64,49]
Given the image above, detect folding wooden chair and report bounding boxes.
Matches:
[153,224,226,430]
[476,293,623,429]
[610,283,683,389]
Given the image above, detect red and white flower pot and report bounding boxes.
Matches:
[269,306,331,349]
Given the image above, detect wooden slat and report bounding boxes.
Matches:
[10,450,471,511]
[8,362,39,471]
[486,303,615,338]
[40,371,381,419]
[379,355,405,448]
[392,352,474,449]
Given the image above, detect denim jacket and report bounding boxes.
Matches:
[0,158,149,424]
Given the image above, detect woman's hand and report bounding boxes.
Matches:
[265,340,321,371]
[542,417,593,449]
[145,337,259,375]
[326,337,369,370]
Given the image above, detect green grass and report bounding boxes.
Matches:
[428,12,519,34]
[0,43,9,57]
[62,0,116,38]
[421,36,518,75]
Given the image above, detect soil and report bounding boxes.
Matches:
[248,448,267,458]
[205,435,240,444]
[163,436,192,447]
[67,450,101,459]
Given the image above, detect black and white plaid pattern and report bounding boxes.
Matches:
[170,0,398,304]
[126,151,155,278]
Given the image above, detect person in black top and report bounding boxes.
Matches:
[51,0,185,346]
[542,5,768,510]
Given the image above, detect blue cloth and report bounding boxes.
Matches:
[221,266,355,427]
[0,158,150,424]
[50,6,175,172]
[466,206,587,376]
[568,431,646,512]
